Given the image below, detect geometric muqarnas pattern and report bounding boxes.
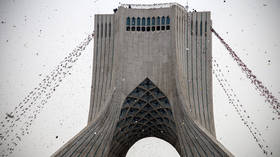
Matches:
[52,4,234,156]
[51,78,233,157]
[108,78,179,156]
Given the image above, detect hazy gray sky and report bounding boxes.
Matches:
[0,0,279,157]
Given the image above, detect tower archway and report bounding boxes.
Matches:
[126,137,180,157]
[52,77,233,157]
[108,78,181,157]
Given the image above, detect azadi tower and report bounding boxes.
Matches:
[52,3,233,157]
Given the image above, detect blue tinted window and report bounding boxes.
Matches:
[137,17,140,26]
[132,17,135,25]
[142,17,145,26]
[161,16,165,24]
[147,17,151,25]
[152,17,155,25]
[126,17,130,25]
[166,16,170,24]
[157,16,160,25]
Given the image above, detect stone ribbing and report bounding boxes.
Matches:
[108,78,180,156]
[52,79,233,157]
[52,90,119,157]
[174,7,215,135]
[88,14,115,122]
[53,3,233,157]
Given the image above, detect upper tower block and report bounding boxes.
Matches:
[117,3,186,32]
[91,3,214,136]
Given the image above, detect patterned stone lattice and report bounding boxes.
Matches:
[109,78,179,156]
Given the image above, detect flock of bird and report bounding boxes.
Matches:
[0,32,94,157]
[213,59,272,156]
[0,8,278,157]
[184,16,273,156]
[212,28,280,119]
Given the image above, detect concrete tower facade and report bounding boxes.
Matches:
[52,3,233,157]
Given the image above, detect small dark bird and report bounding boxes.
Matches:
[16,136,21,141]
[6,113,14,118]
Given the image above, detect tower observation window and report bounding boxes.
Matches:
[132,17,135,25]
[166,16,170,30]
[142,17,145,26]
[142,17,146,32]
[151,17,155,31]
[126,17,130,25]
[161,16,165,25]
[161,16,165,30]
[152,17,155,25]
[157,16,160,31]
[147,17,151,26]
[131,17,135,31]
[166,25,170,30]
[157,16,160,25]
[166,16,170,24]
[137,17,141,31]
[125,16,171,32]
[137,17,140,26]
[156,26,160,31]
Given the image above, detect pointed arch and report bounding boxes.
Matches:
[126,17,130,25]
[108,78,180,157]
[52,78,234,157]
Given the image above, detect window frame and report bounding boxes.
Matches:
[137,17,141,26]
[147,17,151,26]
[157,16,160,25]
[152,17,155,25]
[166,16,170,25]
[126,17,130,25]
[132,17,135,26]
[142,17,146,26]
[161,16,165,25]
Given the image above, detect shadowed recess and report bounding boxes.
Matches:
[108,78,180,157]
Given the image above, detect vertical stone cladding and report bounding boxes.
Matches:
[173,5,215,136]
[88,14,115,122]
[52,3,234,157]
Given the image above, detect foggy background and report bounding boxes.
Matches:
[0,0,279,156]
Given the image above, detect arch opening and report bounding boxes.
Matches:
[126,137,181,157]
[108,78,181,157]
